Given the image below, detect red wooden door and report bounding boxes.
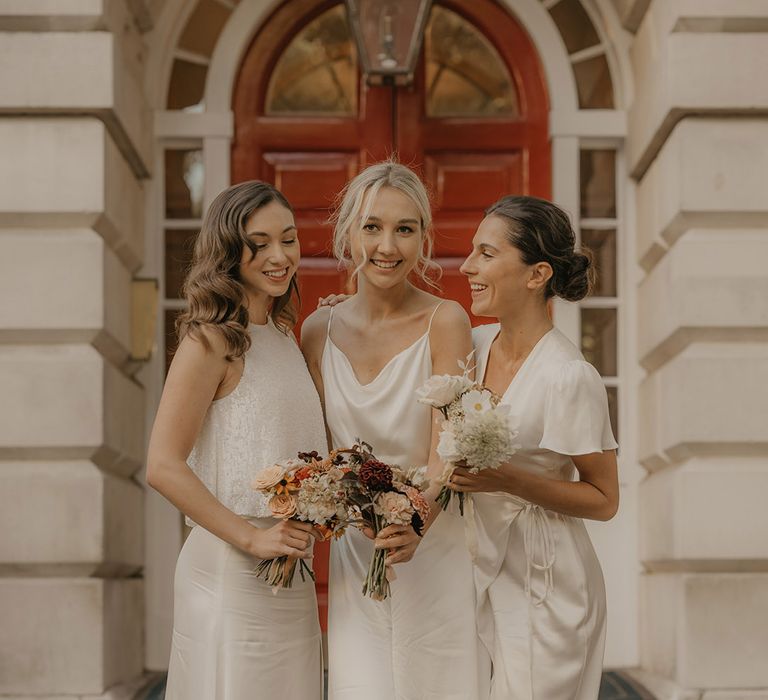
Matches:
[232,0,549,628]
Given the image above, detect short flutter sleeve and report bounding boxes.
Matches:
[539,360,618,455]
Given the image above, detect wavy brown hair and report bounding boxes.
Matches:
[176,180,299,360]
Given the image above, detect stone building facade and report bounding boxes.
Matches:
[0,0,766,698]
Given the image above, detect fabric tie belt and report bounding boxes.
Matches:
[466,493,558,606]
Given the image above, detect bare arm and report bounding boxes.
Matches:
[299,307,333,449]
[450,450,619,521]
[378,301,473,563]
[146,328,315,559]
[424,300,474,483]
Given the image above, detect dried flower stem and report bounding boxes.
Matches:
[254,555,315,588]
[362,511,390,600]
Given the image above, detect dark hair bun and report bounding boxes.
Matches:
[550,251,593,302]
[484,195,595,302]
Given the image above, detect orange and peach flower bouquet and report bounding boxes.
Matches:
[251,450,350,589]
[251,441,431,600]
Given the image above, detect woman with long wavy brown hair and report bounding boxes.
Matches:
[147,181,326,700]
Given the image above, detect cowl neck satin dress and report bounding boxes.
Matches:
[323,304,489,700]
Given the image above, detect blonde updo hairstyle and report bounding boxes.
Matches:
[331,160,440,288]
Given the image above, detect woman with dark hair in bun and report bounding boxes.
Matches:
[451,195,619,699]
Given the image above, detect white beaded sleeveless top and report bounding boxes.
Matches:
[321,303,442,468]
[187,318,328,525]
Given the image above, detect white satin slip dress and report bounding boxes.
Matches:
[323,303,489,700]
[164,319,327,700]
[470,324,618,700]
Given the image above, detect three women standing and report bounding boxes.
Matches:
[148,165,618,700]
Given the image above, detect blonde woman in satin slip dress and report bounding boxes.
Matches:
[146,182,326,700]
[301,161,489,700]
[451,195,619,700]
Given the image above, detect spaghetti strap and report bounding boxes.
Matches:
[326,305,336,338]
[426,300,445,334]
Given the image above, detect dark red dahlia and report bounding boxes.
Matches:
[359,460,393,491]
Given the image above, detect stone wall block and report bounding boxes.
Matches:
[638,230,768,369]
[638,343,768,467]
[630,0,768,176]
[0,30,151,175]
[0,345,144,475]
[0,118,144,270]
[0,578,143,695]
[0,229,132,358]
[0,461,143,576]
[642,573,768,689]
[640,457,768,568]
[635,119,768,271]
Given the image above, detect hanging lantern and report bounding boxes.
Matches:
[345,0,432,86]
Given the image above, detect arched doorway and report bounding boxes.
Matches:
[230,0,550,629]
[232,0,550,321]
[150,0,637,672]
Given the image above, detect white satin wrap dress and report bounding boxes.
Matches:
[323,305,489,700]
[470,324,618,700]
[164,319,328,700]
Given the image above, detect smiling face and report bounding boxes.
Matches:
[238,200,299,310]
[460,214,550,317]
[348,185,423,289]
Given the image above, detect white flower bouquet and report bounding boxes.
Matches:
[416,359,520,515]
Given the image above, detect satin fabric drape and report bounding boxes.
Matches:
[165,520,323,700]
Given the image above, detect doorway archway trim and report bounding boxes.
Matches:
[204,0,579,116]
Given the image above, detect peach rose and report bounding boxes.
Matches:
[373,491,413,526]
[404,486,431,522]
[251,464,285,491]
[269,493,297,518]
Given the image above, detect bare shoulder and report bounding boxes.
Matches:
[163,324,234,401]
[429,298,471,336]
[300,306,331,357]
[172,324,232,373]
[179,323,230,357]
[427,299,472,374]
